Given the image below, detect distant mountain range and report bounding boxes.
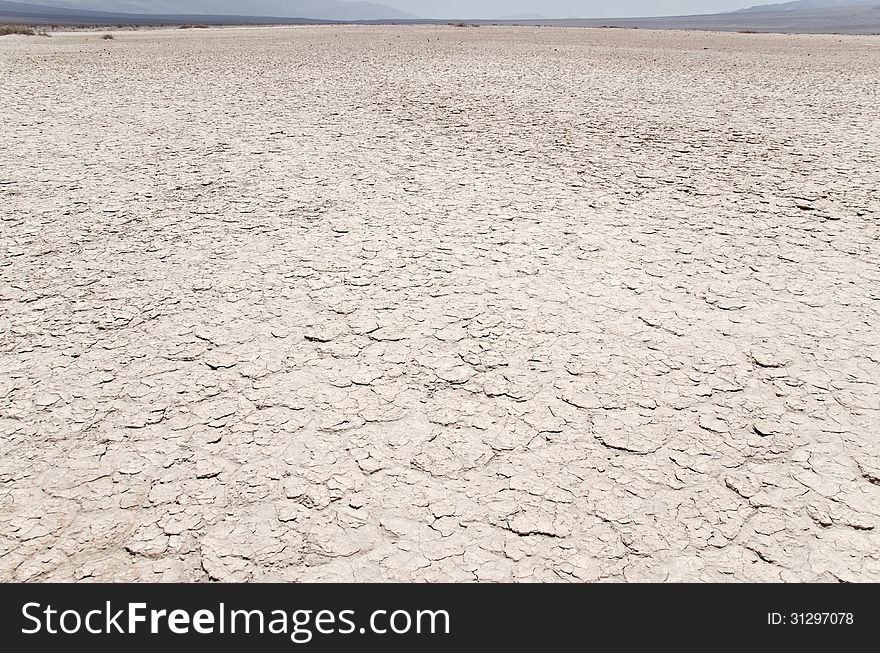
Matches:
[0,1,414,20]
[739,0,877,11]
[1,0,878,33]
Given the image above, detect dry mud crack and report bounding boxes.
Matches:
[1,26,879,582]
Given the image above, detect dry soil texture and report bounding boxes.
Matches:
[1,26,879,582]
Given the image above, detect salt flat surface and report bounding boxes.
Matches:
[1,26,879,582]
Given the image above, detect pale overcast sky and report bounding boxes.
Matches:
[386,1,763,19]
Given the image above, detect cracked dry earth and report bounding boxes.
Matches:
[1,26,879,583]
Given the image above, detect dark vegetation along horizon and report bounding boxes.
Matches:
[0,23,47,34]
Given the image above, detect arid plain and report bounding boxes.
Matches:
[1,26,879,582]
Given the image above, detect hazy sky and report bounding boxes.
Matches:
[385,1,764,19]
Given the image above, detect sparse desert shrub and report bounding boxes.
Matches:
[0,25,36,36]
[102,34,114,40]
[449,22,479,28]
[179,24,210,29]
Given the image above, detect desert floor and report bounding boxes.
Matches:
[1,26,879,582]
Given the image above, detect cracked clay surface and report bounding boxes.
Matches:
[1,26,879,582]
